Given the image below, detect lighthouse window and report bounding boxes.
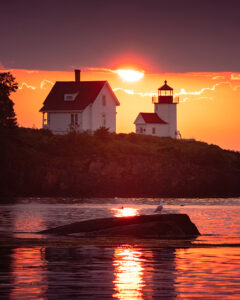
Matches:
[152,127,156,134]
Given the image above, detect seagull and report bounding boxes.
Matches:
[154,200,163,213]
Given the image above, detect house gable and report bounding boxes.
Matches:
[89,83,119,132]
[134,113,146,125]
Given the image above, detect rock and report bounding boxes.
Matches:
[39,214,200,238]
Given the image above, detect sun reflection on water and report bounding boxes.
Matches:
[11,247,47,299]
[113,245,145,299]
[112,207,139,218]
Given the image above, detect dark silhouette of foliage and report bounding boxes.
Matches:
[0,95,17,128]
[0,72,18,97]
[0,127,240,200]
[0,72,18,129]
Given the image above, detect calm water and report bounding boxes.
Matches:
[0,197,240,299]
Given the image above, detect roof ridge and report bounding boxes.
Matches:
[55,80,107,83]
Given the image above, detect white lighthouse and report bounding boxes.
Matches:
[134,80,179,138]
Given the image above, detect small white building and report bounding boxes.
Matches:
[134,80,179,138]
[40,70,120,134]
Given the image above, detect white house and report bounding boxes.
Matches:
[40,70,120,134]
[134,80,179,138]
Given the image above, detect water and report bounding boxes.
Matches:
[0,197,240,299]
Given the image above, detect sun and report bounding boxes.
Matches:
[116,69,144,82]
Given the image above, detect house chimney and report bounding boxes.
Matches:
[75,69,80,82]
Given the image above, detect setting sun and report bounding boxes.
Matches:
[116,69,144,82]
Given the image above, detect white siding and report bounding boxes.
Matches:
[135,124,147,134]
[145,124,169,136]
[91,84,117,132]
[154,103,177,138]
[136,123,169,136]
[134,114,146,134]
[82,105,92,132]
[44,112,82,134]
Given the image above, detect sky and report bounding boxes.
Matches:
[1,0,240,151]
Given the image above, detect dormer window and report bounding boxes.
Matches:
[65,95,74,101]
[64,92,78,101]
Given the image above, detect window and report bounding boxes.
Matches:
[71,114,74,125]
[71,113,78,125]
[64,92,78,101]
[152,127,156,134]
[75,114,78,125]
[43,112,48,125]
[102,113,106,127]
[65,95,74,101]
[102,95,106,106]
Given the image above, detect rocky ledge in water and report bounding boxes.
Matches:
[40,214,200,238]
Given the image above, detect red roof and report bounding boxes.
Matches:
[139,113,167,124]
[40,81,119,112]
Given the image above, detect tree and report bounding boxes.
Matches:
[0,72,18,128]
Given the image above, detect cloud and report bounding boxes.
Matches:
[231,73,240,80]
[175,86,216,96]
[18,79,54,91]
[199,96,213,100]
[175,81,232,97]
[113,81,237,104]
[18,82,37,90]
[25,70,39,74]
[40,79,54,89]
[113,87,155,97]
[87,67,113,73]
[212,75,225,80]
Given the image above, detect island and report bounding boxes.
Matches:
[1,127,240,199]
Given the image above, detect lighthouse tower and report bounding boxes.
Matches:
[154,80,178,138]
[134,80,179,138]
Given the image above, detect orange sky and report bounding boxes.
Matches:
[3,68,240,151]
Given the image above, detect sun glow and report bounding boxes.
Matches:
[112,207,139,218]
[116,69,144,82]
